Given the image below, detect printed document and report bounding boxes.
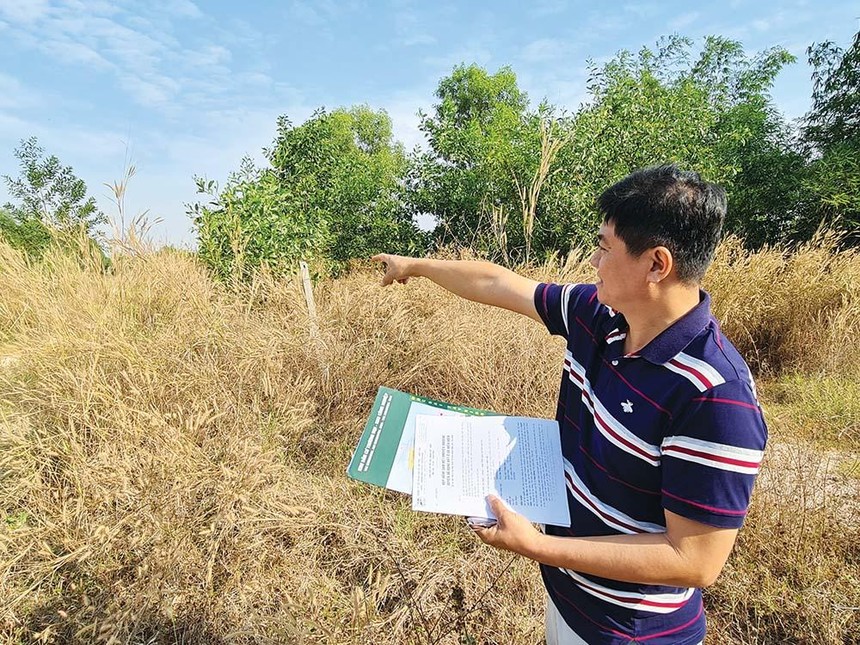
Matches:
[347,387,493,493]
[412,415,570,527]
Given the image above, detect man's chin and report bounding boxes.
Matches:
[594,283,612,308]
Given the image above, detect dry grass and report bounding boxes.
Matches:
[705,233,860,376]
[0,237,858,644]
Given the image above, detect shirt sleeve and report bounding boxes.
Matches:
[660,379,768,529]
[533,283,598,338]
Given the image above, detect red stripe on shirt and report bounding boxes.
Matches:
[578,445,661,496]
[574,577,691,609]
[550,587,630,639]
[661,488,748,516]
[663,444,760,469]
[563,414,582,431]
[568,370,585,388]
[603,358,674,419]
[638,600,704,641]
[692,396,759,411]
[668,358,713,389]
[565,472,646,534]
[583,391,660,465]
[576,316,597,340]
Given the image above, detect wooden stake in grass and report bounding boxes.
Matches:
[300,260,319,340]
[300,260,328,376]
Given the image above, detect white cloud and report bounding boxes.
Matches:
[288,0,355,26]
[240,72,274,87]
[392,3,437,47]
[159,0,201,19]
[522,38,572,63]
[0,1,262,115]
[422,46,493,75]
[669,12,699,30]
[533,0,567,16]
[401,33,436,47]
[288,0,325,26]
[623,3,659,19]
[118,75,179,110]
[0,74,41,110]
[43,38,113,69]
[194,44,232,66]
[0,0,50,23]
[0,112,33,143]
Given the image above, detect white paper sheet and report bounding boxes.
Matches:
[386,401,469,494]
[412,415,570,527]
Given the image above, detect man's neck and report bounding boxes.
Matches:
[622,285,701,356]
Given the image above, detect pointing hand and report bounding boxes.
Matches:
[371,253,413,286]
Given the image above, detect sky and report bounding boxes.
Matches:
[0,0,857,247]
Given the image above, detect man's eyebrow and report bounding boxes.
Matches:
[597,233,607,243]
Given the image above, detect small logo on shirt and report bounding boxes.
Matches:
[621,399,634,414]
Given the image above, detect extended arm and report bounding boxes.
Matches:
[475,497,737,588]
[371,254,542,323]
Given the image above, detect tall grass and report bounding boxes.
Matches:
[705,233,860,376]
[0,236,858,643]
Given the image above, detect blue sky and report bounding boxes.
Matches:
[0,0,857,246]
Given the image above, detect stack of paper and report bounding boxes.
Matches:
[347,387,570,527]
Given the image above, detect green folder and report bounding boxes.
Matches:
[347,386,497,493]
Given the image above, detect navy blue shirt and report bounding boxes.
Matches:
[534,283,767,645]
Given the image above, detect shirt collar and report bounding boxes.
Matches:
[600,290,712,364]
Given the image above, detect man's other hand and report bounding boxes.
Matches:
[471,495,541,557]
[371,253,414,286]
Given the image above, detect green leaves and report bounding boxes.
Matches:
[0,207,53,259]
[543,37,797,252]
[192,30,860,281]
[412,65,550,262]
[2,137,105,235]
[413,39,799,261]
[800,31,860,244]
[805,31,860,151]
[192,107,424,281]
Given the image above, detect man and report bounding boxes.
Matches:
[372,165,767,644]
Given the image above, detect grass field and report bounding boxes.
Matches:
[1,236,858,644]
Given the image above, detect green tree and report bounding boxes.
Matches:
[0,207,52,259]
[541,36,796,252]
[190,161,332,282]
[805,30,860,150]
[3,137,105,235]
[414,39,797,261]
[268,106,423,264]
[192,106,424,280]
[410,64,558,262]
[799,30,860,243]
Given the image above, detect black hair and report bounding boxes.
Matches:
[597,164,727,283]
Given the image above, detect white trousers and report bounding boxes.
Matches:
[545,595,588,645]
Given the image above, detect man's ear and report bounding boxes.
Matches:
[647,246,674,283]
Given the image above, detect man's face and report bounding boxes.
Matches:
[588,222,653,313]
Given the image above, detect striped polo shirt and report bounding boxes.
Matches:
[534,282,767,645]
